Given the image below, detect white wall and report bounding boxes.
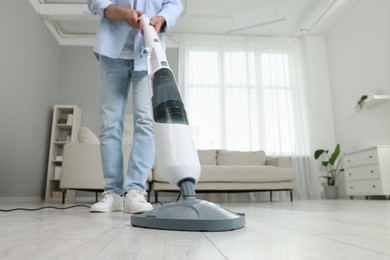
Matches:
[325,0,390,197]
[57,47,100,133]
[302,36,337,152]
[0,0,61,200]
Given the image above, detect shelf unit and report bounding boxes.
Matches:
[365,94,390,109]
[45,105,81,202]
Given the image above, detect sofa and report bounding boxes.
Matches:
[60,143,153,202]
[60,142,295,203]
[152,149,295,202]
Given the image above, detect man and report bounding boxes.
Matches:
[87,0,182,213]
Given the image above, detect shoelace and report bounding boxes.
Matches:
[99,191,114,203]
[127,190,146,200]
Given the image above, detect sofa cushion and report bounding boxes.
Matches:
[197,150,217,165]
[199,165,295,183]
[217,150,266,166]
[153,165,295,183]
[78,127,99,144]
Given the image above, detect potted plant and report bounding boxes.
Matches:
[355,95,367,112]
[314,144,344,199]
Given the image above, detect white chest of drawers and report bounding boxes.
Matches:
[344,145,390,198]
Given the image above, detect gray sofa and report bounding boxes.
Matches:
[60,144,295,203]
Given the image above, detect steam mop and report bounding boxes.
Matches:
[130,15,245,231]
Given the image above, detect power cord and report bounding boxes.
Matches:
[0,205,91,212]
[152,192,182,206]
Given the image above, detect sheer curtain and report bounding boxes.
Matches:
[178,34,319,200]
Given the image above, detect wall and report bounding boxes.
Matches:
[326,0,390,198]
[302,36,337,152]
[327,0,390,152]
[57,47,100,133]
[0,0,61,200]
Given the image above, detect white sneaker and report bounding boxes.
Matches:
[124,190,153,214]
[90,191,123,213]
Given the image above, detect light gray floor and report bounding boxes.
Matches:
[1,199,390,260]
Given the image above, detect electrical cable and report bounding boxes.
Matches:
[152,192,181,206]
[176,191,181,201]
[0,205,91,212]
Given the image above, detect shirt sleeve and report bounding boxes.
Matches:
[87,0,114,18]
[157,0,183,33]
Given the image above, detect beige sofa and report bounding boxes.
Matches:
[153,149,295,202]
[60,143,153,202]
[60,144,295,203]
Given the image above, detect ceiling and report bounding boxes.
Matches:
[28,0,357,46]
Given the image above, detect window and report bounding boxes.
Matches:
[180,36,299,155]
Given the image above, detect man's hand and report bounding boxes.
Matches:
[124,9,144,29]
[149,16,166,33]
[104,4,143,29]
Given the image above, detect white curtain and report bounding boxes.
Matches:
[178,34,319,200]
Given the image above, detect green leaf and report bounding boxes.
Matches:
[359,95,368,103]
[314,149,325,159]
[329,144,340,166]
[321,161,329,167]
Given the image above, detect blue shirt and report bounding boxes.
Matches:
[87,0,182,71]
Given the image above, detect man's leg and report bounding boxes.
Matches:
[124,70,155,192]
[124,70,155,214]
[91,56,131,213]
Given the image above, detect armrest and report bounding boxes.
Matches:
[60,143,151,190]
[266,157,291,168]
[60,143,104,189]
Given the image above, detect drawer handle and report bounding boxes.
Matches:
[370,170,374,173]
[350,186,354,189]
[369,155,373,159]
[347,159,351,163]
[348,173,352,176]
[373,185,376,188]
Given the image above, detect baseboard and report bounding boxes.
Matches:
[0,196,43,203]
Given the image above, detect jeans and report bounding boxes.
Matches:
[98,55,155,194]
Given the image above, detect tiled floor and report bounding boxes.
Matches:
[1,199,390,259]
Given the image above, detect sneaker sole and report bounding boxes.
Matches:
[124,206,153,214]
[90,207,124,213]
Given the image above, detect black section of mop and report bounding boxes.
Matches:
[152,68,189,124]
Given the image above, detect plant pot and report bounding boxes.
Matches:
[324,185,338,199]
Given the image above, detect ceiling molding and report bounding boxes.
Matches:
[29,0,357,46]
[47,20,96,46]
[295,0,338,35]
[29,0,98,46]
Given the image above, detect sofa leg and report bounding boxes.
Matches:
[290,190,293,202]
[270,191,272,202]
[62,190,66,204]
[147,181,153,202]
[155,191,159,203]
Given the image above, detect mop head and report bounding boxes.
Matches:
[131,199,245,232]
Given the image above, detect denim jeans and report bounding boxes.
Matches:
[98,55,155,194]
